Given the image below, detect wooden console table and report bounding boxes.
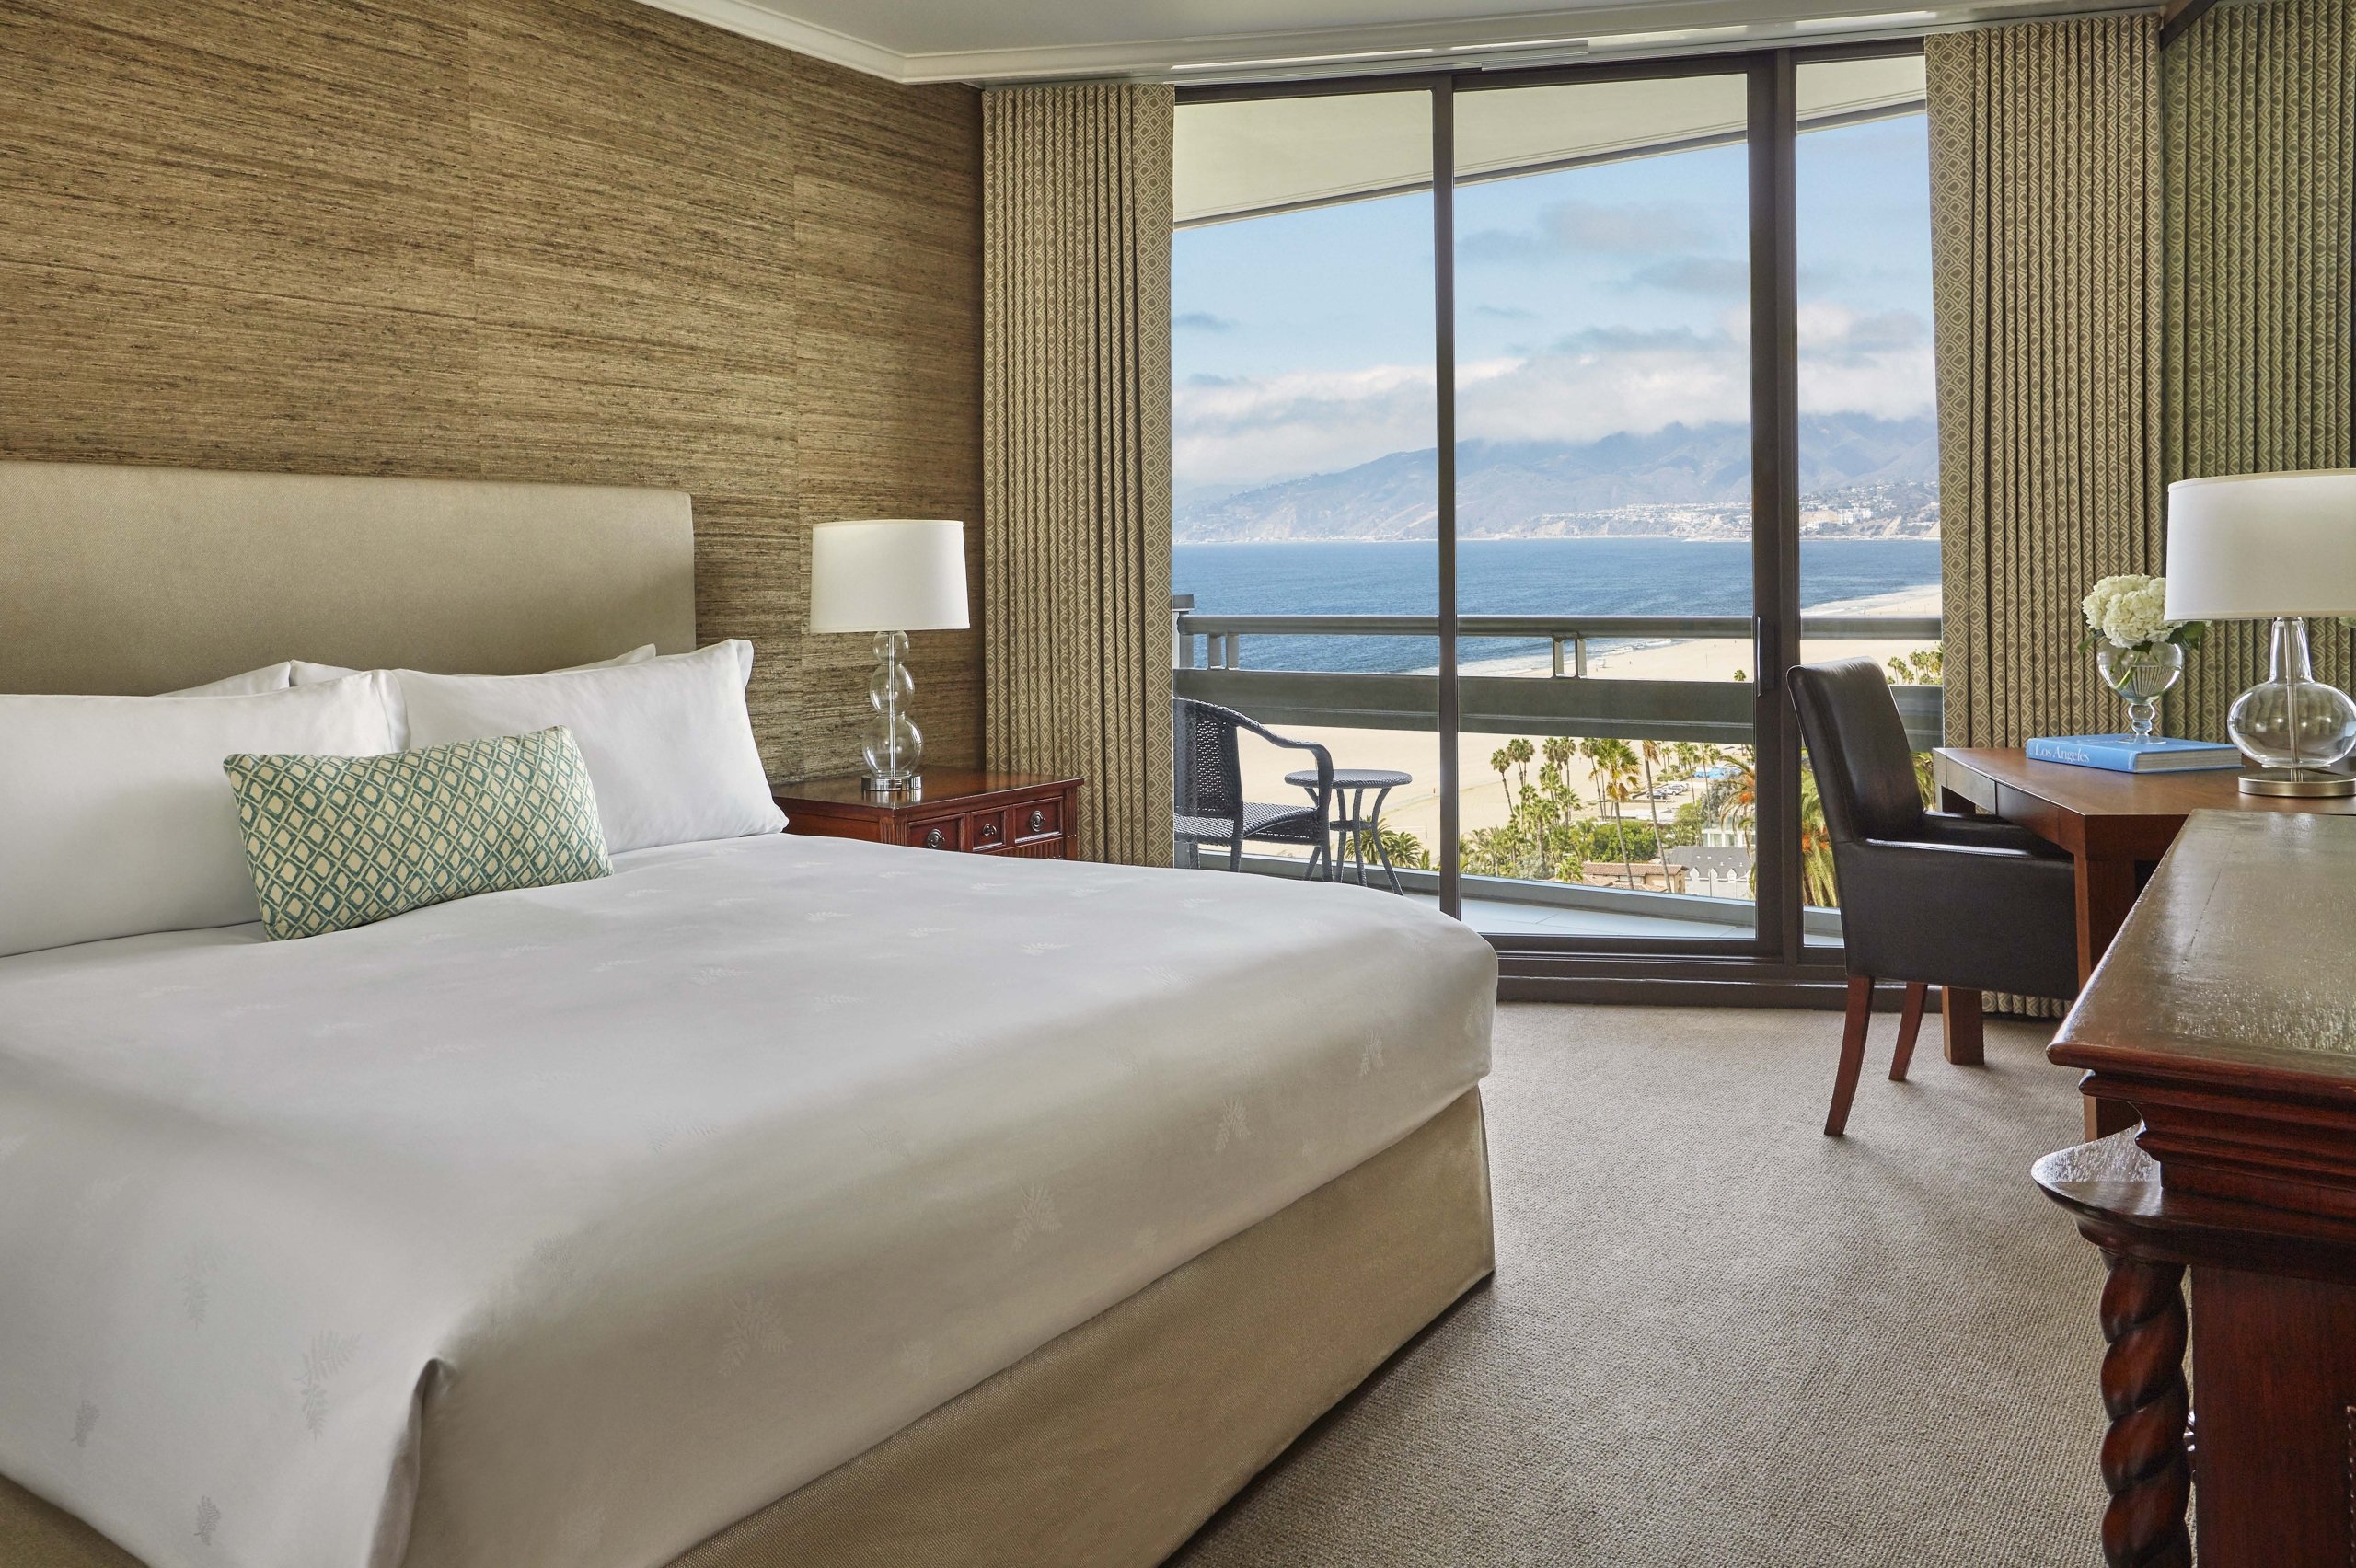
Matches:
[1934,748,2354,1138]
[2037,811,2356,1568]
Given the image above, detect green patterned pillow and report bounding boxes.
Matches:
[223,726,610,940]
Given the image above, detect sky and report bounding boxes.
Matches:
[1172,94,1938,501]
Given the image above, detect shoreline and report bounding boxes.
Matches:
[1430,583,1942,679]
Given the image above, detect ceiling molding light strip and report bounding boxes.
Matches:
[1445,35,1592,52]
[1791,9,1939,26]
[1170,46,1438,72]
[1586,26,1753,49]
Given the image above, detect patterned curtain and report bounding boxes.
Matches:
[2164,0,2356,740]
[1925,17,2166,750]
[981,83,1176,866]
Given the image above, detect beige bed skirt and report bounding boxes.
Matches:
[1,1088,1495,1568]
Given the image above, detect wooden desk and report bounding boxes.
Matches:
[2038,812,2356,1568]
[1933,747,2356,989]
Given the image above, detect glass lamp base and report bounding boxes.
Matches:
[859,630,924,796]
[2237,767,2356,798]
[2226,617,2356,787]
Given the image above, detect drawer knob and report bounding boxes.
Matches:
[979,820,1000,840]
[924,826,947,849]
[1028,809,1047,834]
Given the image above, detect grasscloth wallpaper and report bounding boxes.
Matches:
[0,0,983,781]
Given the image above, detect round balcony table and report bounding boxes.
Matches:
[1286,767,1412,894]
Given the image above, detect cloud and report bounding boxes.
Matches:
[1174,363,1439,491]
[1800,304,1926,356]
[1172,310,1237,333]
[1455,325,1751,445]
[1172,306,1935,490]
[1794,305,1934,424]
[1624,256,1748,297]
[1460,199,1714,264]
[1473,304,1540,321]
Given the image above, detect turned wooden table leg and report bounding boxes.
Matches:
[2096,1251,2192,1568]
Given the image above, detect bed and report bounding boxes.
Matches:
[0,461,1497,1568]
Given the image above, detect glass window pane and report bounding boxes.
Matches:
[1794,56,1940,949]
[1451,74,1757,942]
[1171,92,1443,899]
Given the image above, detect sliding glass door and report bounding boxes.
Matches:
[1450,69,1761,944]
[1792,53,1940,951]
[1171,45,1939,986]
[1170,87,1443,892]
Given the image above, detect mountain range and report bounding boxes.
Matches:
[1175,413,1940,543]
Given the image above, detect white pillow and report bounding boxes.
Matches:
[163,663,295,698]
[397,640,781,854]
[288,645,658,686]
[0,673,399,957]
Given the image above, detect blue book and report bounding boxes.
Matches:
[2024,733,2244,774]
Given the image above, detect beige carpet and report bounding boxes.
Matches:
[1172,1002,2111,1568]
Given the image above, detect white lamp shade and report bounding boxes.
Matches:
[808,519,970,634]
[2165,470,2356,620]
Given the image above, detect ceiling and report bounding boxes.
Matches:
[1176,55,1924,225]
[632,0,2146,84]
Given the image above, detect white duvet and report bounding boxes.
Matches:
[0,834,1495,1568]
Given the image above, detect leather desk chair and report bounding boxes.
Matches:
[1789,659,2079,1136]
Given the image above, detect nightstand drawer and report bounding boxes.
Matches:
[907,814,965,852]
[772,773,1080,863]
[1008,797,1063,847]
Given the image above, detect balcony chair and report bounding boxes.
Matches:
[1173,698,1334,877]
[1788,658,2079,1136]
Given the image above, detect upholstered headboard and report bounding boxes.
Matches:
[0,461,696,694]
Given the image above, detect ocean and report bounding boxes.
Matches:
[1172,537,1942,674]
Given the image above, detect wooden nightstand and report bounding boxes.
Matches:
[773,770,1082,859]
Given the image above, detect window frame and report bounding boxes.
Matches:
[1175,39,1932,1002]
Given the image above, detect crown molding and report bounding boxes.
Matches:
[630,0,905,79]
[631,0,2149,86]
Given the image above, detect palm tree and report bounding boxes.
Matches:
[1710,744,1759,837]
[1578,737,1642,885]
[1635,737,1669,872]
[1796,755,1838,907]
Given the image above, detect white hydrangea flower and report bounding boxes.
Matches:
[2082,573,2178,650]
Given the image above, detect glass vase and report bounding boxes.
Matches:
[2096,640,2184,741]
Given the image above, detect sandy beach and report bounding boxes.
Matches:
[1221,584,1941,863]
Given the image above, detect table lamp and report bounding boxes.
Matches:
[808,519,970,796]
[2165,470,2356,797]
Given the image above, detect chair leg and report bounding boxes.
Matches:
[1889,981,1928,1081]
[1825,974,1875,1137]
[1943,986,1985,1066]
[1227,836,1243,873]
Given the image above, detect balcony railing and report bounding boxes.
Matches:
[1170,605,1943,747]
